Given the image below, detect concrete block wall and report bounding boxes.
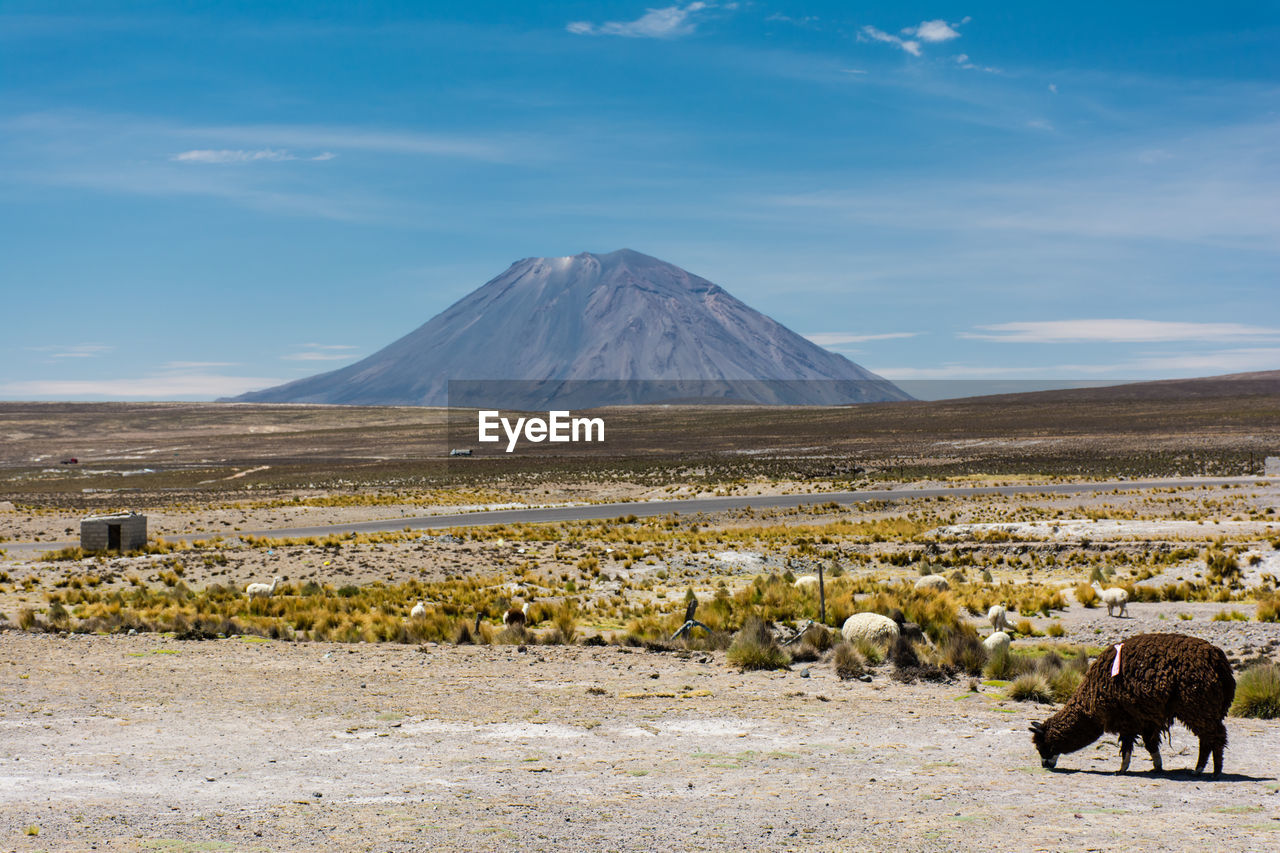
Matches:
[80,513,148,552]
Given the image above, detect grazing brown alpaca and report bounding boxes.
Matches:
[1030,633,1235,777]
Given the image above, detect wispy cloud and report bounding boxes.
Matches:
[861,17,968,57]
[282,344,360,361]
[27,343,114,359]
[171,148,335,164]
[962,319,1280,344]
[859,26,920,57]
[162,361,240,369]
[954,53,999,73]
[6,112,521,164]
[0,373,288,399]
[806,332,920,346]
[763,118,1280,250]
[873,347,1280,380]
[568,2,715,39]
[186,124,512,161]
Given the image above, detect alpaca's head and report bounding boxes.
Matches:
[1029,720,1058,769]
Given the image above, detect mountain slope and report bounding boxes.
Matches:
[230,249,910,407]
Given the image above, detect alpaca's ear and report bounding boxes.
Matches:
[1029,722,1044,733]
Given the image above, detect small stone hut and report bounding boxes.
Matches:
[80,512,147,552]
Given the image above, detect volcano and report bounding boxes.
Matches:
[230,249,910,408]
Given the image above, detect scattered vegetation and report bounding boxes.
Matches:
[831,643,866,680]
[726,617,790,671]
[1009,673,1054,703]
[1230,664,1280,719]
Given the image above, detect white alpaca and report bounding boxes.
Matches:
[1092,582,1129,617]
[988,604,1012,633]
[410,601,426,620]
[840,612,900,649]
[983,631,1011,654]
[245,576,280,599]
[914,574,950,592]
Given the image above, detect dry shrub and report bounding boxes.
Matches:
[983,646,1020,681]
[727,616,790,671]
[1010,673,1054,703]
[1230,663,1280,719]
[17,607,44,632]
[1014,618,1042,637]
[940,625,987,676]
[1257,596,1280,623]
[551,601,578,644]
[853,637,885,665]
[889,635,920,669]
[452,619,476,645]
[889,636,951,683]
[790,624,838,662]
[1049,667,1083,703]
[1075,583,1099,608]
[831,643,866,680]
[1206,549,1241,583]
[496,624,528,645]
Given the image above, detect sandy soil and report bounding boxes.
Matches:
[2,631,1278,853]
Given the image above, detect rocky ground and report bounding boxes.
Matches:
[1,627,1278,853]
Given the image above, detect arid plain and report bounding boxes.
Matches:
[2,384,1280,851]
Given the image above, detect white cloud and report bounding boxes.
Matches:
[173,149,294,164]
[27,344,114,359]
[904,20,961,43]
[860,26,920,56]
[955,52,999,73]
[568,2,712,39]
[171,148,336,164]
[863,18,967,55]
[161,361,240,369]
[0,373,288,399]
[805,332,920,346]
[283,344,360,361]
[961,319,1280,344]
[872,347,1280,380]
[763,119,1280,251]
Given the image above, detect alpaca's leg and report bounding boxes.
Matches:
[1208,719,1227,778]
[1194,739,1210,775]
[1141,729,1163,773]
[1118,734,1136,773]
[1190,719,1227,777]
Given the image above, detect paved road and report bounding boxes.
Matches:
[4,477,1264,556]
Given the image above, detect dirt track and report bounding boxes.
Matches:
[2,631,1278,852]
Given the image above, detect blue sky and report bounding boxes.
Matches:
[2,1,1278,399]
